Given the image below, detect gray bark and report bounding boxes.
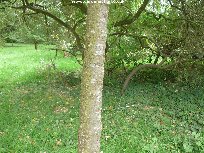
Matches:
[78,1,109,153]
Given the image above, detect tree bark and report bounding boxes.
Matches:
[34,40,38,50]
[78,1,109,153]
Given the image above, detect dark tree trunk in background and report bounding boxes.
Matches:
[34,40,38,50]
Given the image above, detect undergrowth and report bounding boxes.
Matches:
[0,44,204,152]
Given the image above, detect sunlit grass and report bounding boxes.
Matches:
[0,44,81,87]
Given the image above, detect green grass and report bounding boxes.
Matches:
[0,44,204,152]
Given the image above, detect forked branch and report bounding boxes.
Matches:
[114,0,150,27]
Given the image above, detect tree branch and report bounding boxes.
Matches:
[12,2,84,52]
[114,0,150,27]
[121,57,167,95]
[167,0,183,11]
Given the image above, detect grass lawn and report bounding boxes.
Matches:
[0,44,204,152]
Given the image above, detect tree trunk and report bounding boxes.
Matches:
[78,1,109,153]
[34,40,38,50]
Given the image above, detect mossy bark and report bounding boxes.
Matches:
[78,1,109,153]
